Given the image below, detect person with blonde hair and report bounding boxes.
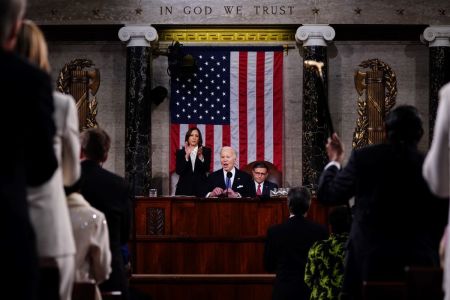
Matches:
[15,19,80,300]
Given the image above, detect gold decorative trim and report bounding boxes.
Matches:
[352,58,397,149]
[57,59,100,131]
[158,28,296,42]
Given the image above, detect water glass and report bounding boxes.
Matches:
[149,188,158,197]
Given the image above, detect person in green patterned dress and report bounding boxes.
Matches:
[305,206,351,299]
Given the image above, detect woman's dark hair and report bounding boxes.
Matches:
[385,105,423,145]
[184,127,203,147]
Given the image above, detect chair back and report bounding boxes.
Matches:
[405,266,443,300]
[72,282,96,300]
[362,281,407,300]
[241,161,282,187]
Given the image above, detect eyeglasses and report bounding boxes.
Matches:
[253,171,268,176]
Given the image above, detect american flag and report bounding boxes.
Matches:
[170,46,283,173]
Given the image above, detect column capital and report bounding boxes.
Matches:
[118,25,158,47]
[422,26,450,47]
[296,24,335,47]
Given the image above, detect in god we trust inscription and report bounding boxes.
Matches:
[160,5,294,16]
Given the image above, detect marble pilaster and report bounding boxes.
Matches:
[118,25,158,196]
[422,26,450,143]
[296,25,335,191]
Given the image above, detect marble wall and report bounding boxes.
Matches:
[47,38,429,194]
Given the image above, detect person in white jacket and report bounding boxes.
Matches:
[66,183,112,300]
[423,82,450,300]
[15,20,79,300]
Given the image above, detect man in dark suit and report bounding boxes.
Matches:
[1,0,58,299]
[206,146,253,197]
[264,187,328,300]
[79,128,132,300]
[318,105,447,299]
[250,161,279,198]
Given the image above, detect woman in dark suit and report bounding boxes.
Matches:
[175,127,211,197]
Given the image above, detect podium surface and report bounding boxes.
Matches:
[133,196,289,274]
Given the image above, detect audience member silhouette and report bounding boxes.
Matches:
[264,187,328,300]
[305,206,351,299]
[0,0,58,298]
[79,128,132,299]
[15,19,80,300]
[318,105,447,299]
[66,181,112,300]
[423,82,450,300]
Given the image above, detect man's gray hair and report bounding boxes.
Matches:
[0,0,26,44]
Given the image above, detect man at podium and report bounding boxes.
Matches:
[206,146,252,198]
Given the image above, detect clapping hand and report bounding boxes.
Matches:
[197,146,204,160]
[326,133,344,163]
[184,142,193,160]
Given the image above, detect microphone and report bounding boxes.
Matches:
[226,172,232,198]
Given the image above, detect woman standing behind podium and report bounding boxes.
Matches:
[175,127,211,197]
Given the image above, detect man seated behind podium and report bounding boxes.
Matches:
[250,161,279,199]
[206,146,253,198]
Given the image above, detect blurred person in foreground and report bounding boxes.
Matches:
[422,82,450,300]
[0,0,58,298]
[318,105,447,299]
[15,19,80,300]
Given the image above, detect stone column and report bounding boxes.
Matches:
[296,24,335,190]
[118,25,158,196]
[422,26,450,142]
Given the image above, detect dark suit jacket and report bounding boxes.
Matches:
[264,215,328,300]
[250,180,279,198]
[206,168,253,197]
[317,143,447,296]
[175,146,211,197]
[0,49,57,300]
[80,160,132,298]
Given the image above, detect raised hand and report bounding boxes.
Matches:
[197,146,203,160]
[326,133,344,163]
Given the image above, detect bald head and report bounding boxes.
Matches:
[0,0,26,49]
[220,146,237,172]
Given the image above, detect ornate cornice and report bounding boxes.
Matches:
[422,26,450,47]
[296,24,335,47]
[157,28,295,42]
[118,25,158,47]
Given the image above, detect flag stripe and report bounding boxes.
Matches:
[214,125,222,171]
[247,52,257,164]
[169,47,283,175]
[170,123,180,173]
[264,52,274,163]
[238,52,248,169]
[273,51,283,169]
[230,52,240,162]
[256,51,266,161]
